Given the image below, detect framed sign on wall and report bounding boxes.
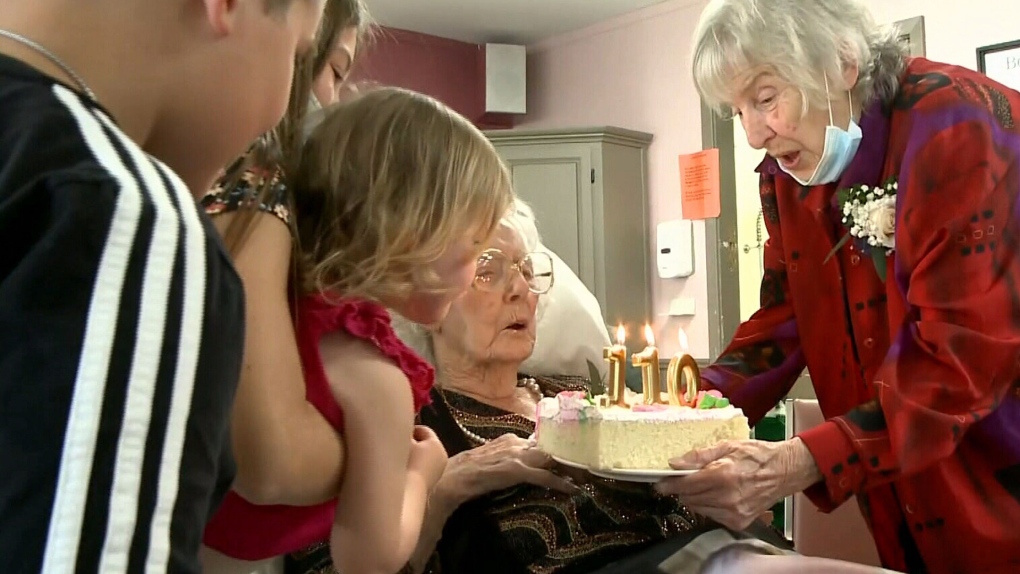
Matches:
[894,16,926,58]
[977,40,1020,91]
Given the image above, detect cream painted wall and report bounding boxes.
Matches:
[521,0,711,358]
[523,0,1017,358]
[864,1,1016,68]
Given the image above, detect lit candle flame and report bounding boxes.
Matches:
[677,327,689,352]
[644,324,655,346]
[615,324,626,345]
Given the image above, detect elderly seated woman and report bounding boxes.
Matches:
[282,201,910,574]
[382,203,789,574]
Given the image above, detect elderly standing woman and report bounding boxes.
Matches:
[657,1,1020,573]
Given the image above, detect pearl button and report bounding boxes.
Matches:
[864,338,875,348]
[850,255,861,265]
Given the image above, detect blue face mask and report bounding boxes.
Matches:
[778,78,862,186]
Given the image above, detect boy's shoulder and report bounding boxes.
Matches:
[0,54,134,199]
[0,54,246,574]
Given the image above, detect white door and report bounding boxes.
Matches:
[733,121,770,321]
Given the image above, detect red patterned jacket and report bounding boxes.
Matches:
[701,58,1020,573]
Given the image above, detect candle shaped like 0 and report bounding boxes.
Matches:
[603,325,628,407]
[631,325,662,405]
[666,327,701,406]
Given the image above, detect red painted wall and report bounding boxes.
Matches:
[352,27,515,129]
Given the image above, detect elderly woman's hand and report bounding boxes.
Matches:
[431,434,581,515]
[655,438,822,530]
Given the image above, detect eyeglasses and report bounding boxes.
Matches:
[473,249,554,294]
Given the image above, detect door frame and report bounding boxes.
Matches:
[700,102,741,359]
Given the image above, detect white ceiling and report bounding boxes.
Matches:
[365,0,675,45]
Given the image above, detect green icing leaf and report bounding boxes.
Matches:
[697,395,730,409]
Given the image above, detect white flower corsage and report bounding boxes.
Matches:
[825,179,897,280]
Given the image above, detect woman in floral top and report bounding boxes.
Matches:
[657,1,1020,573]
[198,0,372,571]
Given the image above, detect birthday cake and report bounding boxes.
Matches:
[535,390,750,471]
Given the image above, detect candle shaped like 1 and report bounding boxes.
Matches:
[631,324,661,405]
[666,327,701,406]
[603,325,628,407]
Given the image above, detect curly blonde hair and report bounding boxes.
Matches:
[293,87,514,302]
[391,198,545,367]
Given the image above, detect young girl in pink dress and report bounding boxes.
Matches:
[202,87,514,574]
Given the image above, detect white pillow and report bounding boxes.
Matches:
[522,244,612,381]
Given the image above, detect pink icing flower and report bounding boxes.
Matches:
[632,404,670,412]
[555,391,590,421]
[558,410,580,421]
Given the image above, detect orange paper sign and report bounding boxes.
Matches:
[679,148,721,220]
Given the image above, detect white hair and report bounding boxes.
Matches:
[691,0,907,117]
[504,198,541,252]
[392,196,544,370]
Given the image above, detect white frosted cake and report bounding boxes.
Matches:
[536,390,750,470]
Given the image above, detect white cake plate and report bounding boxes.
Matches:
[588,467,697,483]
[550,454,589,470]
[547,451,697,482]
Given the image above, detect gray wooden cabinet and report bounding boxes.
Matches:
[485,126,653,348]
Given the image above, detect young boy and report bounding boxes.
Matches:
[0,0,323,572]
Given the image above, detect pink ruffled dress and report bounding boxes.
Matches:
[202,293,434,560]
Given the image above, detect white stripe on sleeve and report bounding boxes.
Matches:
[91,110,182,574]
[41,86,145,574]
[142,153,208,574]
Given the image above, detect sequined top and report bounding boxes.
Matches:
[201,162,292,225]
[416,374,708,574]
